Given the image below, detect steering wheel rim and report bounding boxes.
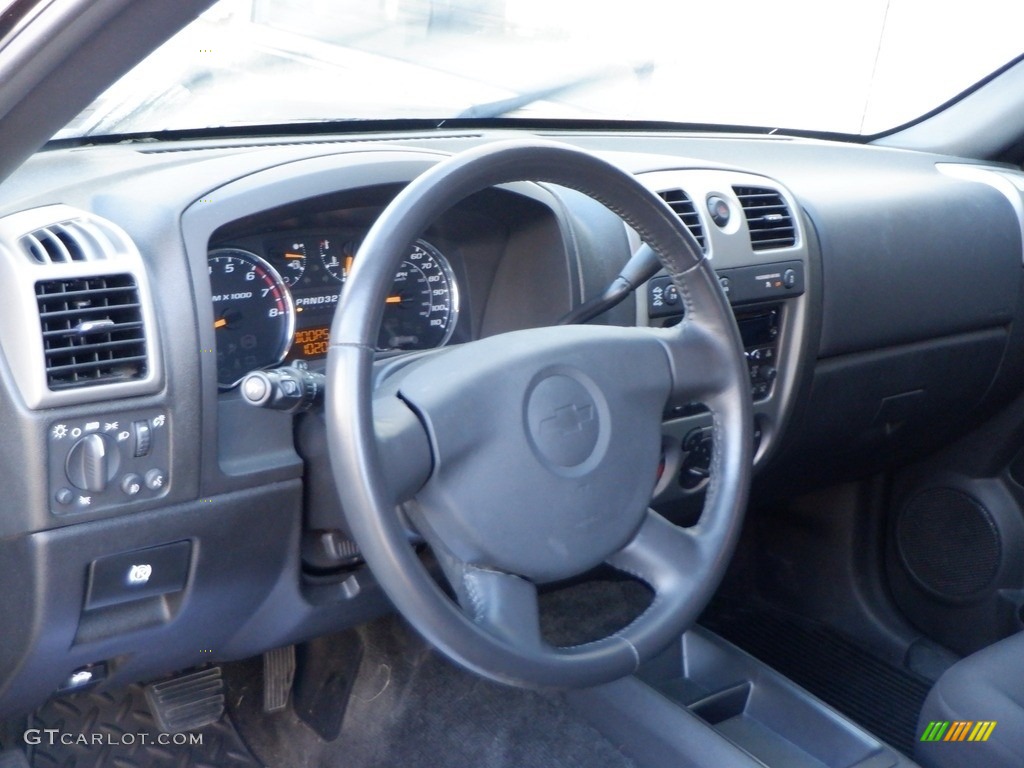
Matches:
[326,139,752,688]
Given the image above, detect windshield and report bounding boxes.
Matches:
[56,0,1024,139]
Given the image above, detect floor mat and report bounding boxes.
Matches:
[339,616,638,768]
[228,613,639,768]
[700,601,933,757]
[24,680,260,768]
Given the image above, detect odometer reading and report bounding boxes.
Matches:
[209,248,294,387]
[293,326,331,359]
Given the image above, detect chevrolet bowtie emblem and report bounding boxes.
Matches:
[540,403,595,437]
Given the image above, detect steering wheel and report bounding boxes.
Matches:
[326,140,752,688]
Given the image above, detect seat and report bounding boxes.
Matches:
[915,631,1024,768]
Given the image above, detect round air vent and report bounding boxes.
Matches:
[897,488,1001,601]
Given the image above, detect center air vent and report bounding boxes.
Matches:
[733,186,796,250]
[36,274,148,390]
[658,189,706,252]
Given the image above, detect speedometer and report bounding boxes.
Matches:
[378,240,459,351]
[209,248,294,387]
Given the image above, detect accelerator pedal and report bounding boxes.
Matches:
[263,645,296,713]
[144,667,225,733]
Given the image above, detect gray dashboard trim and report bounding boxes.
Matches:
[936,163,1024,265]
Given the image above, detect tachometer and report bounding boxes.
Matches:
[209,248,295,387]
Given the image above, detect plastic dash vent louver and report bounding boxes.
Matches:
[657,189,706,252]
[19,220,111,264]
[36,274,148,390]
[733,186,796,250]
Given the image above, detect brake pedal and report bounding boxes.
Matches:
[144,667,224,733]
[263,645,296,713]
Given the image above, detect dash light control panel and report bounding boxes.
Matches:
[48,410,169,514]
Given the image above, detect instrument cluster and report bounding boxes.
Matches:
[209,231,460,387]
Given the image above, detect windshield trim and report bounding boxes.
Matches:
[42,116,874,152]
[869,51,1024,144]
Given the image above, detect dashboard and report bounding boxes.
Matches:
[0,129,1022,717]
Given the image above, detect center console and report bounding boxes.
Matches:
[569,627,920,768]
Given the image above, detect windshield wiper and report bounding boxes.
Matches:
[454,61,654,120]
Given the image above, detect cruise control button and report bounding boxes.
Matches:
[145,469,167,491]
[121,474,143,496]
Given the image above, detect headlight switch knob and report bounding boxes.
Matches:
[65,433,120,492]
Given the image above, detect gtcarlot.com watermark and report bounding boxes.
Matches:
[24,729,203,747]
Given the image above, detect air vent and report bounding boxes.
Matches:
[733,186,796,250]
[36,274,148,390]
[19,220,110,265]
[658,189,706,252]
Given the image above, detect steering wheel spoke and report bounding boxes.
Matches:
[370,391,433,504]
[451,564,543,651]
[604,510,729,660]
[404,498,545,649]
[608,511,710,595]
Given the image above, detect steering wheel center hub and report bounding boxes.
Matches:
[525,371,607,472]
[394,326,670,582]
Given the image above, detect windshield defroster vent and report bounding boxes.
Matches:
[19,219,114,265]
[733,186,796,250]
[36,274,148,390]
[658,189,706,252]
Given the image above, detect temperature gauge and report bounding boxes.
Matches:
[266,240,308,287]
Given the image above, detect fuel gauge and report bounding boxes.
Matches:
[320,238,357,283]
